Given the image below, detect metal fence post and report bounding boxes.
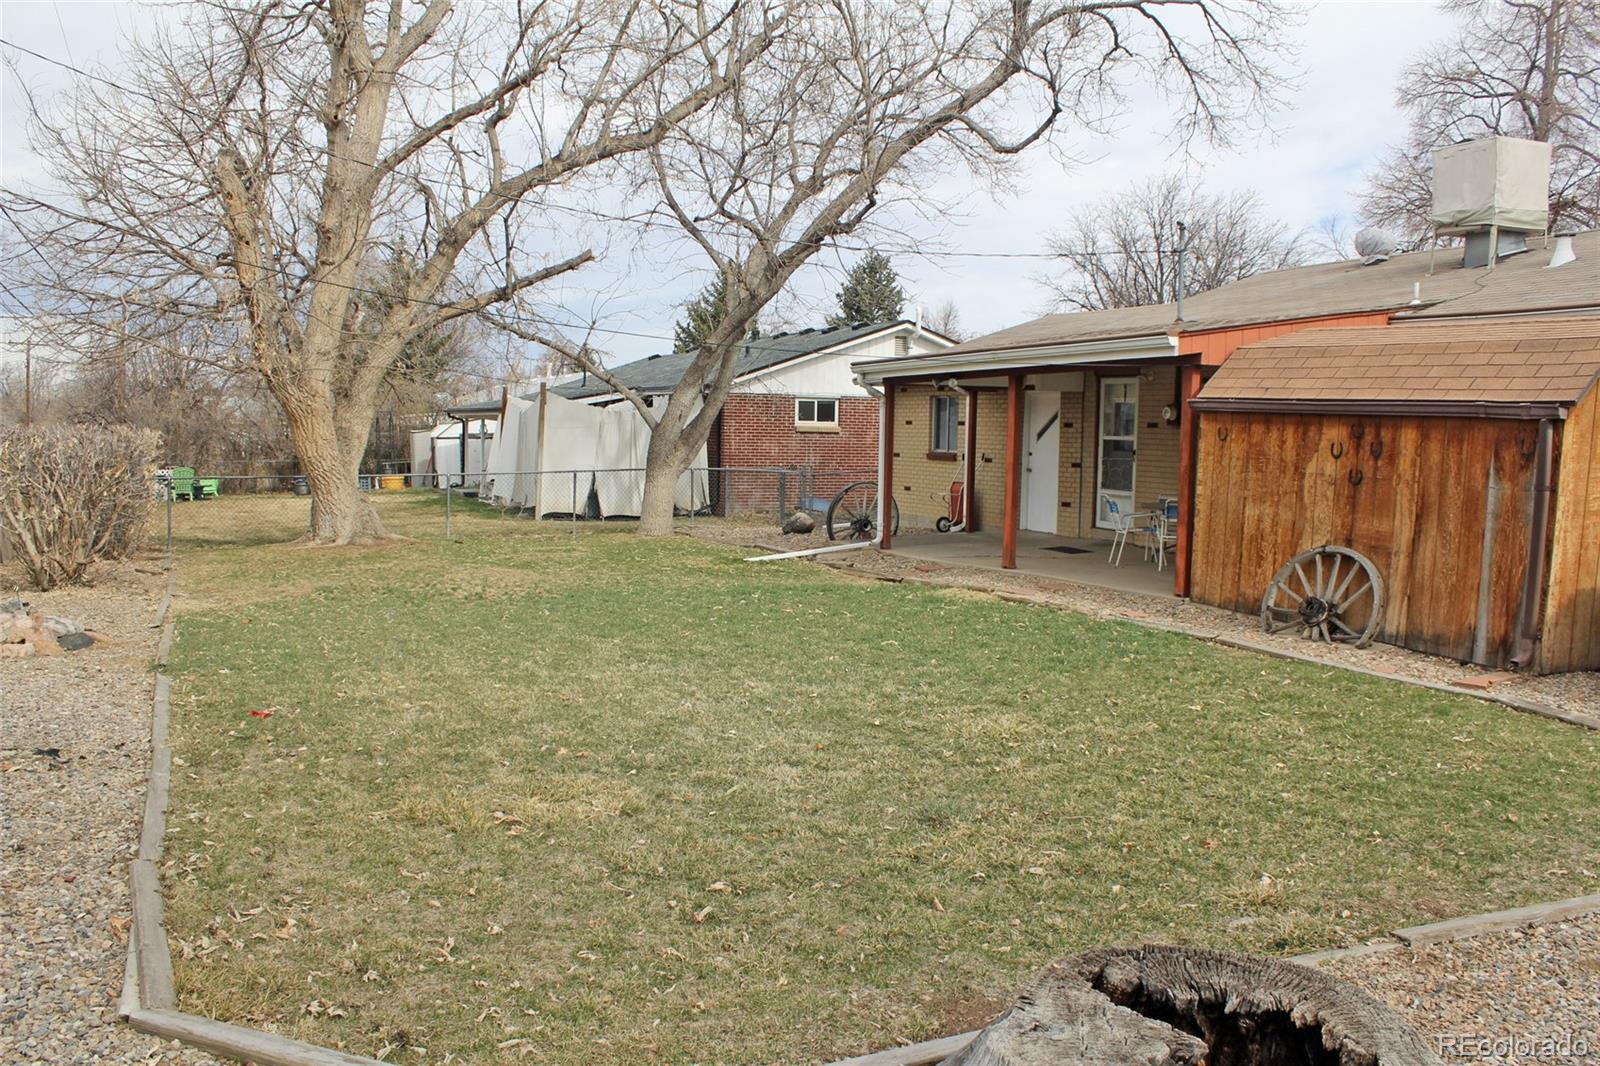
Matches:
[571,471,578,535]
[776,470,787,524]
[444,480,452,540]
[165,489,173,555]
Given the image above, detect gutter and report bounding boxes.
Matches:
[1189,398,1571,421]
[747,378,888,562]
[853,333,1177,383]
[1510,417,1557,669]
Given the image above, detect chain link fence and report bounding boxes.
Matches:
[149,465,879,551]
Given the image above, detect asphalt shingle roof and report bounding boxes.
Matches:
[1197,317,1600,407]
[934,230,1600,358]
[553,320,910,400]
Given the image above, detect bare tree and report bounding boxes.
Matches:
[1360,0,1600,240]
[926,298,967,341]
[507,0,1290,535]
[1038,175,1306,312]
[3,0,776,543]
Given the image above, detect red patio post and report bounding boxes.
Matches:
[880,379,895,550]
[1002,373,1023,569]
[1174,364,1203,596]
[964,388,979,532]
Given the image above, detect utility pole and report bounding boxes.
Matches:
[1174,221,1189,322]
[23,338,32,426]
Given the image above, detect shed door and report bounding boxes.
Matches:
[1096,378,1138,528]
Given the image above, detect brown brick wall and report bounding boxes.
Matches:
[717,393,880,513]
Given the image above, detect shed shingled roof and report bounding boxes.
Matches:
[1196,317,1600,408]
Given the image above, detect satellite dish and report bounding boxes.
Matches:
[1353,227,1401,260]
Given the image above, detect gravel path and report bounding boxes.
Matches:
[1325,916,1600,1064]
[681,522,1600,722]
[0,560,216,1065]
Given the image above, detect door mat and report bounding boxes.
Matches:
[1044,546,1093,555]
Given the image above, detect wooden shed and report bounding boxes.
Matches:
[1187,317,1600,674]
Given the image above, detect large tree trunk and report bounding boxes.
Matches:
[637,389,710,537]
[279,392,390,546]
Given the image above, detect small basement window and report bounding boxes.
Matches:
[931,394,960,455]
[796,398,839,428]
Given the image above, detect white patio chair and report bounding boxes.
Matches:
[1152,499,1180,571]
[1102,496,1156,567]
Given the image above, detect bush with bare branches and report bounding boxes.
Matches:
[0,425,161,590]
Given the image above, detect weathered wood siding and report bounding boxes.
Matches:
[1191,411,1539,667]
[1540,388,1600,673]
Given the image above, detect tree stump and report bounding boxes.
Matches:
[941,945,1440,1066]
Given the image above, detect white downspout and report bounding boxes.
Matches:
[747,377,886,562]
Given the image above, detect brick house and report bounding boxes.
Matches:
[553,320,953,509]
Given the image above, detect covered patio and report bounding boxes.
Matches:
[890,530,1176,598]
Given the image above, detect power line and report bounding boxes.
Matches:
[0,36,1176,264]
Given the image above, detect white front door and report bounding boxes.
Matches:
[1021,390,1060,533]
[1096,377,1138,528]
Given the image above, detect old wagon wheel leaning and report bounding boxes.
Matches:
[1260,545,1384,647]
[824,480,900,541]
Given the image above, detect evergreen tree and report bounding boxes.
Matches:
[673,276,759,353]
[828,250,905,327]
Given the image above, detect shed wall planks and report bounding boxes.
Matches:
[1541,389,1600,672]
[1192,411,1539,667]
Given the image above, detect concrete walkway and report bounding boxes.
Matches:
[888,530,1176,599]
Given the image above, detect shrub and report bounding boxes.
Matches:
[0,425,162,590]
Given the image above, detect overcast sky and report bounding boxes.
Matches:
[0,1,1456,368]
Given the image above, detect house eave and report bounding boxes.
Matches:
[1189,397,1572,420]
[853,333,1178,383]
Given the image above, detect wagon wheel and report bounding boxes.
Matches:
[1259,545,1384,648]
[825,480,900,541]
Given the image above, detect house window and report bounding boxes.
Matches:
[795,398,839,428]
[931,395,960,455]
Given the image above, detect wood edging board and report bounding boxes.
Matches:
[1390,892,1600,946]
[814,558,1599,734]
[120,563,389,1065]
[128,1009,386,1066]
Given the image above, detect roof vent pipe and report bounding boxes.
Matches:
[1409,282,1422,307]
[1547,232,1577,268]
[1174,221,1188,322]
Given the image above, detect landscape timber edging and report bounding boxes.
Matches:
[814,558,1600,734]
[119,565,390,1066]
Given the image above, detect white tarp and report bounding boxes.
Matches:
[482,398,538,505]
[423,419,494,488]
[1430,136,1551,233]
[486,388,709,518]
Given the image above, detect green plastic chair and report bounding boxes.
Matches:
[197,477,221,499]
[168,467,196,501]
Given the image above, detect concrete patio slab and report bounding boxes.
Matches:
[888,530,1177,599]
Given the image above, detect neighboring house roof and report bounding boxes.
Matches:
[442,319,943,418]
[869,230,1600,365]
[555,320,943,401]
[1192,317,1600,416]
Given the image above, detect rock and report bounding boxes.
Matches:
[782,511,815,535]
[38,614,86,637]
[0,641,36,659]
[57,632,95,652]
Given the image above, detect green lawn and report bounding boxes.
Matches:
[163,498,1600,1063]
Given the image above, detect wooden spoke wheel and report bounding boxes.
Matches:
[825,480,900,541]
[1260,545,1384,648]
